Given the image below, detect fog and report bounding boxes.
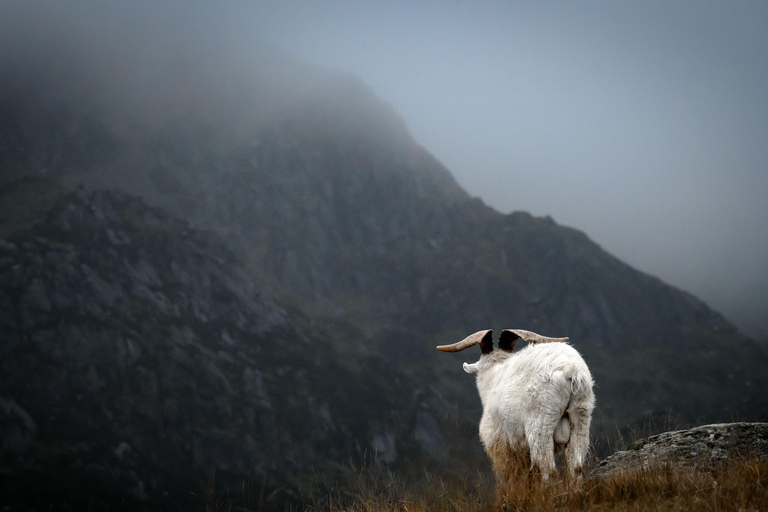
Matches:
[2,1,767,340]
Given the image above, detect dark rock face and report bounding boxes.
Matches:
[2,32,768,508]
[592,423,768,477]
[1,189,295,477]
[10,69,758,443]
[0,187,472,506]
[0,397,37,455]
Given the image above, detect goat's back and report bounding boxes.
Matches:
[477,343,593,447]
[482,342,592,391]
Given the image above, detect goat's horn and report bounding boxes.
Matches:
[503,329,569,344]
[437,329,494,355]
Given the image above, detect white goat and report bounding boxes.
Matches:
[437,329,594,485]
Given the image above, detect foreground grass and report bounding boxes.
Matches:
[304,457,768,512]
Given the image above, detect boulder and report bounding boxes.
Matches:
[592,422,768,477]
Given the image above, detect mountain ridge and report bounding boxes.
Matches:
[2,37,765,419]
[1,34,767,509]
[1,181,484,508]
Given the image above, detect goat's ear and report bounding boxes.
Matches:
[498,330,519,352]
[479,329,494,354]
[506,329,569,344]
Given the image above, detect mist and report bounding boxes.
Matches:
[249,1,768,341]
[2,0,766,340]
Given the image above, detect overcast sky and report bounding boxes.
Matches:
[5,1,768,339]
[244,0,768,339]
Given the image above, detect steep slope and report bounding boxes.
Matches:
[0,182,479,509]
[1,26,767,468]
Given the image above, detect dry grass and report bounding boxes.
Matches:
[301,465,491,512]
[311,457,768,512]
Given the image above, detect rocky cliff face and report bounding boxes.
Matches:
[1,32,768,509]
[39,89,763,444]
[0,184,478,508]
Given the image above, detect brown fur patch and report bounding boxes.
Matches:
[485,438,536,499]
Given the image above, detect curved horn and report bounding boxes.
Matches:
[437,329,493,355]
[503,329,569,344]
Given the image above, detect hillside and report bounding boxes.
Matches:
[0,182,484,509]
[1,28,767,509]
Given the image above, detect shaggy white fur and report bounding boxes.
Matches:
[444,330,594,484]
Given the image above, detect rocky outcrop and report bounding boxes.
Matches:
[592,423,768,477]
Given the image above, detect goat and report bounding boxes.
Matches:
[437,329,594,485]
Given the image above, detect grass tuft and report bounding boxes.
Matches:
[309,456,768,512]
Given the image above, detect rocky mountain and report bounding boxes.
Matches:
[0,181,479,509]
[1,26,768,510]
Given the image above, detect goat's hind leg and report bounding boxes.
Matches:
[487,440,532,501]
[486,439,516,490]
[528,373,570,483]
[564,405,591,485]
[527,425,558,483]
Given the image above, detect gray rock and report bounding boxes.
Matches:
[592,422,768,477]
